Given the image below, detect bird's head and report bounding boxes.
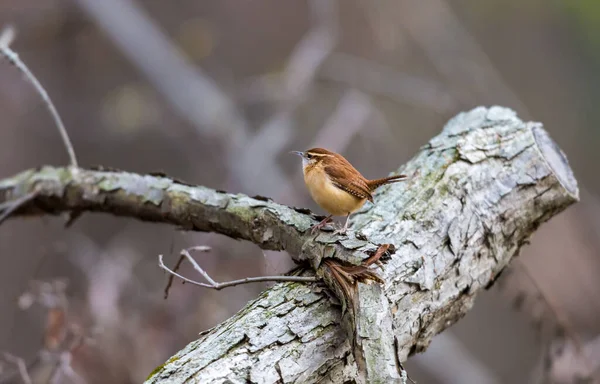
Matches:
[290,148,335,169]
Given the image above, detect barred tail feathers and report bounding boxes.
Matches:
[367,174,408,190]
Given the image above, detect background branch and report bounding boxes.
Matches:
[0,27,78,168]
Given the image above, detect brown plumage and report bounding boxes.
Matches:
[292,147,407,235]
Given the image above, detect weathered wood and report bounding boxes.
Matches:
[0,107,579,383]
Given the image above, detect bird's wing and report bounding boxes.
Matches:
[325,164,373,202]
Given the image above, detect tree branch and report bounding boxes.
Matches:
[0,107,579,383]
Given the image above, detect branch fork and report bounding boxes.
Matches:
[159,246,318,298]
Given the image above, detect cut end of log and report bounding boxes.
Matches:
[532,125,579,200]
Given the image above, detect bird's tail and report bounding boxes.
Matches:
[367,174,408,190]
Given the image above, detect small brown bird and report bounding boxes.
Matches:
[292,148,407,235]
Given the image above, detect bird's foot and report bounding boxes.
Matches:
[332,227,348,236]
[310,216,333,234]
[332,223,349,236]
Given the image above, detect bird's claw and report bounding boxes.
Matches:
[310,216,333,234]
[332,227,348,236]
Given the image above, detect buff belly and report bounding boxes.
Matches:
[304,168,366,216]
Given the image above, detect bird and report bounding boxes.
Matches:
[291,148,407,235]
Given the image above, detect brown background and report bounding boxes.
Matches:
[0,1,599,383]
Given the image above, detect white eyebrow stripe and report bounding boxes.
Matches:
[307,152,333,157]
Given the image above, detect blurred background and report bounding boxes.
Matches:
[0,0,599,383]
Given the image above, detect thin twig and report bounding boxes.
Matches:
[163,246,211,299]
[158,247,317,292]
[0,191,37,225]
[2,353,32,384]
[0,26,78,168]
[163,254,184,299]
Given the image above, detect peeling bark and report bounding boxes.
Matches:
[0,107,579,383]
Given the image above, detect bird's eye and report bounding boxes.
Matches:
[306,153,313,159]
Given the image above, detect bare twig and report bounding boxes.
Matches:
[0,191,37,225]
[0,27,78,168]
[2,353,32,384]
[163,246,211,299]
[0,25,14,47]
[163,254,184,299]
[159,248,317,292]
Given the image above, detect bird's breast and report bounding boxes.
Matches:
[303,167,365,216]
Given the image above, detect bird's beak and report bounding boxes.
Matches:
[290,151,304,158]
